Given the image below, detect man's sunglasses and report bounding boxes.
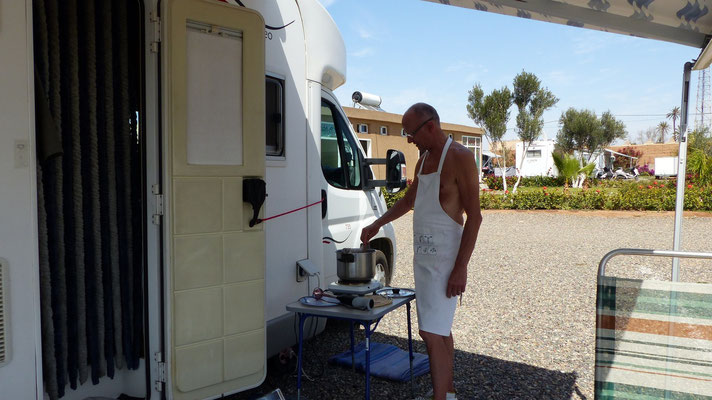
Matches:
[404,117,434,137]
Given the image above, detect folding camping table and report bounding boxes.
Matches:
[286,293,416,400]
[595,248,712,399]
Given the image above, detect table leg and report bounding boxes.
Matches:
[350,321,355,374]
[364,322,371,400]
[407,301,414,399]
[297,313,306,400]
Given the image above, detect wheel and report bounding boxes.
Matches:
[372,250,391,286]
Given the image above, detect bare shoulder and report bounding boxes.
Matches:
[447,141,476,167]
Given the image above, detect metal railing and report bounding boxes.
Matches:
[598,248,712,280]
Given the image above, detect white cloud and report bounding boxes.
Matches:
[445,61,474,73]
[546,70,575,86]
[358,27,375,40]
[571,33,607,55]
[350,47,374,58]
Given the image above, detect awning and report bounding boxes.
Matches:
[424,0,712,69]
[604,148,638,159]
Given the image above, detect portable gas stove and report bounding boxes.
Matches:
[327,280,382,295]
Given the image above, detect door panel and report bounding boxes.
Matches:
[164,0,265,398]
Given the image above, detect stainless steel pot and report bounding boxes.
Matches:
[336,248,376,282]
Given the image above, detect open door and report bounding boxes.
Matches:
[163,1,266,398]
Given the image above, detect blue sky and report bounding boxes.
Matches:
[318,0,703,148]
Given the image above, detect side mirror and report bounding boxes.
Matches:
[362,149,407,192]
[385,149,407,193]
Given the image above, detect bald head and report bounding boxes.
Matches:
[406,102,440,125]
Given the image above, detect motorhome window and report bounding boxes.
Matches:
[380,126,388,135]
[527,149,542,158]
[266,77,284,156]
[357,124,368,133]
[321,100,362,189]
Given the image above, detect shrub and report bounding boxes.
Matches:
[638,163,654,176]
[382,185,409,208]
[483,175,565,189]
[483,175,517,190]
[479,184,712,211]
[384,178,712,212]
[519,176,566,187]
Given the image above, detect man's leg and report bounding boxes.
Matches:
[444,333,455,393]
[420,330,454,400]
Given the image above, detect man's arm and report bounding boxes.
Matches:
[446,148,482,298]
[360,158,422,244]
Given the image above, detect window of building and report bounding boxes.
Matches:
[462,135,482,169]
[321,99,362,189]
[380,126,388,135]
[448,133,453,139]
[400,128,407,137]
[266,77,284,156]
[526,149,542,158]
[357,123,368,133]
[359,139,372,158]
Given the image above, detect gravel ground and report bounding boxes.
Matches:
[233,210,712,400]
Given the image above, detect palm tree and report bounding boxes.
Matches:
[658,121,670,143]
[667,106,680,141]
[552,152,596,188]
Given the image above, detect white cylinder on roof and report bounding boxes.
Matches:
[352,91,382,107]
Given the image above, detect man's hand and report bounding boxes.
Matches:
[446,266,467,298]
[360,223,379,245]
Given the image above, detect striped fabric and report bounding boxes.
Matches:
[595,276,712,399]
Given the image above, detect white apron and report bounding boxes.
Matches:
[413,137,463,337]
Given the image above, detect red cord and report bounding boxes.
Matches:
[259,198,324,223]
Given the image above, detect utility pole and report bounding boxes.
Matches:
[695,66,711,130]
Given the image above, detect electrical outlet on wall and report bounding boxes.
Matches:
[14,140,29,168]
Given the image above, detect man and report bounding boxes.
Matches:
[361,103,482,400]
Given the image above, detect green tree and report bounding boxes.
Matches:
[687,127,712,185]
[511,71,558,192]
[557,108,626,164]
[667,106,680,141]
[688,127,712,155]
[657,121,670,143]
[556,108,601,161]
[467,84,513,191]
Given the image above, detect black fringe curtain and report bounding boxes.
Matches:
[33,1,144,398]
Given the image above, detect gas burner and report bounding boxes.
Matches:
[327,280,382,295]
[335,280,371,285]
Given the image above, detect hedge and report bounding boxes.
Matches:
[480,185,712,211]
[482,175,565,190]
[384,182,712,211]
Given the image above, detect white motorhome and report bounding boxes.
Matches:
[514,140,557,177]
[0,0,406,399]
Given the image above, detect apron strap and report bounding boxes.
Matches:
[437,137,453,174]
[418,151,429,175]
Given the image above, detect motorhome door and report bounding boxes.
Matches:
[163,1,266,398]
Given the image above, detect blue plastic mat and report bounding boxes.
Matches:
[328,342,430,382]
